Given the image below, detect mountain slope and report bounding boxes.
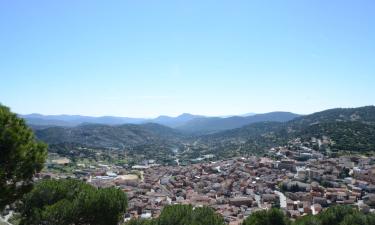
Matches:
[21,114,146,127]
[202,106,375,154]
[298,121,375,151]
[177,112,300,134]
[35,123,183,149]
[21,113,205,128]
[288,106,375,127]
[146,113,205,128]
[32,106,375,157]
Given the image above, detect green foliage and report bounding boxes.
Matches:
[8,213,21,225]
[35,123,182,149]
[290,183,301,192]
[189,206,226,225]
[204,106,375,156]
[317,205,355,225]
[32,106,375,163]
[125,219,157,225]
[340,212,369,225]
[158,204,193,225]
[291,106,375,126]
[242,208,290,225]
[299,122,375,152]
[0,104,47,210]
[19,179,127,225]
[339,168,350,179]
[241,206,375,225]
[293,215,321,225]
[293,205,375,225]
[124,205,225,225]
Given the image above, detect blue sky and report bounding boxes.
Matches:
[1,0,374,117]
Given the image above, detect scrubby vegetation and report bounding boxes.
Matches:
[0,104,47,210]
[242,208,290,225]
[33,106,375,165]
[241,206,375,225]
[123,205,225,225]
[19,179,127,225]
[201,106,375,156]
[123,205,375,225]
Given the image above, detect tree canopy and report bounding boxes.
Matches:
[20,179,128,225]
[294,205,375,225]
[0,104,47,210]
[241,206,375,225]
[124,204,225,225]
[241,208,290,225]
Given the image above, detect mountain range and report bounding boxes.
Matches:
[176,112,299,134]
[21,114,146,127]
[21,111,300,134]
[201,106,375,156]
[31,106,375,156]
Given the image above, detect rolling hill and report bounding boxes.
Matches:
[32,106,375,158]
[176,112,300,134]
[22,112,299,134]
[146,113,205,128]
[35,123,184,149]
[21,113,205,128]
[21,114,146,127]
[202,106,375,154]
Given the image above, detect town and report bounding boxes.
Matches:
[2,1,374,224]
[38,141,375,225]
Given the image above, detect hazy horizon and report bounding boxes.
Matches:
[1,1,374,117]
[12,105,374,119]
[19,110,262,118]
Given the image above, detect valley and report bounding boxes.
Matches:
[30,106,375,167]
[3,106,373,224]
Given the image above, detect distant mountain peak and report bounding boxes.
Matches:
[240,112,256,117]
[155,115,171,119]
[176,111,300,134]
[22,111,300,131]
[178,113,194,117]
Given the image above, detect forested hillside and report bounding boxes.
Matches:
[35,123,184,148]
[200,106,375,155]
[34,106,375,157]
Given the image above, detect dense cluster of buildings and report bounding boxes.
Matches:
[40,145,375,224]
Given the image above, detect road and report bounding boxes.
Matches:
[0,217,11,225]
[274,190,287,208]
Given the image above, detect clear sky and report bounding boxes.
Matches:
[1,0,374,117]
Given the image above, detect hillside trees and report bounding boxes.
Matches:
[241,208,290,225]
[294,205,375,225]
[19,179,128,225]
[242,206,375,225]
[123,205,225,225]
[0,104,47,210]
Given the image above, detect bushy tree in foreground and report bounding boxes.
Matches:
[125,219,157,225]
[0,104,47,210]
[317,205,355,225]
[242,208,290,225]
[241,206,375,225]
[20,179,127,225]
[124,204,225,225]
[293,215,321,225]
[294,205,375,225]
